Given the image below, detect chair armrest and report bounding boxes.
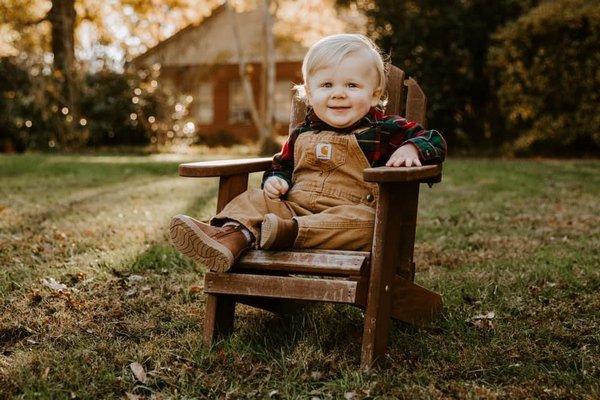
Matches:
[363,164,442,183]
[179,157,273,177]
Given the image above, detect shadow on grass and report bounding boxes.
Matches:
[118,178,433,367]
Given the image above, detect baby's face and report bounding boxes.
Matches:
[306,50,381,129]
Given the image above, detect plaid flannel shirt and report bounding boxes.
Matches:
[262,107,447,188]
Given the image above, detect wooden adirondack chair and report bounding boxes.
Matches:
[177,65,443,369]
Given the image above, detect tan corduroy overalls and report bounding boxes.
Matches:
[211,130,379,251]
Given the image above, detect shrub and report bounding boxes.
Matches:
[345,0,536,149]
[0,59,195,152]
[488,0,600,156]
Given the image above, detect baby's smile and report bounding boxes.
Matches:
[306,49,381,128]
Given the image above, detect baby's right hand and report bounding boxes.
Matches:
[264,176,289,199]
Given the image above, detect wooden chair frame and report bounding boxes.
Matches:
[178,65,443,369]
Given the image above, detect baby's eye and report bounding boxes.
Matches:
[347,82,358,88]
[321,82,332,88]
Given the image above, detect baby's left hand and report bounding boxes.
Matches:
[386,143,422,167]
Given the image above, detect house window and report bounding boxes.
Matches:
[229,81,251,124]
[274,81,292,123]
[196,82,214,124]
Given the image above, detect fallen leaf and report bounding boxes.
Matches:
[127,275,144,284]
[471,311,495,320]
[189,285,202,294]
[472,319,494,329]
[140,286,151,293]
[41,277,68,292]
[268,389,279,398]
[467,311,496,329]
[129,362,147,383]
[344,391,357,399]
[125,393,141,400]
[310,371,323,380]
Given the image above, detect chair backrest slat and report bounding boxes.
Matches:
[384,65,405,116]
[404,78,427,127]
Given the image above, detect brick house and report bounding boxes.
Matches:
[130,5,308,142]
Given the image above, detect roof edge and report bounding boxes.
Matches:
[128,4,228,68]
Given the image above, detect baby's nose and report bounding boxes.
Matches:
[331,87,346,98]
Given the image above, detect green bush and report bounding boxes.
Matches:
[343,0,536,150]
[488,0,600,156]
[0,59,48,152]
[0,59,194,152]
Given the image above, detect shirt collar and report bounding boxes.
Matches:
[304,106,385,133]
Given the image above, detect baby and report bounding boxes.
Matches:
[170,34,446,272]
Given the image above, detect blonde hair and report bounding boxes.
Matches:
[294,34,388,106]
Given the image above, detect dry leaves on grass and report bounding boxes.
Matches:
[129,362,147,383]
[467,311,496,329]
[41,277,68,292]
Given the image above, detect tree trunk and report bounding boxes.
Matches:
[259,0,279,156]
[228,0,279,156]
[48,0,78,145]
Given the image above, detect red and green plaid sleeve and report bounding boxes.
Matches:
[370,116,447,166]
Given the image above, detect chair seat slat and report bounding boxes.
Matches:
[235,250,369,276]
[205,272,367,304]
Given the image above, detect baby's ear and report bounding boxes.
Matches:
[371,87,383,107]
[304,86,312,106]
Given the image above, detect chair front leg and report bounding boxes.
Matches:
[361,181,419,370]
[203,294,236,344]
[203,173,249,345]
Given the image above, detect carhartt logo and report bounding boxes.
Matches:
[316,142,332,160]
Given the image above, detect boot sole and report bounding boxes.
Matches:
[259,213,279,250]
[169,215,234,272]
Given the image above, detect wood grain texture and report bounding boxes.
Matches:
[360,180,423,368]
[390,275,443,327]
[235,250,368,276]
[361,187,397,369]
[384,65,405,116]
[203,294,235,345]
[205,272,366,304]
[179,157,272,177]
[390,182,420,280]
[404,78,427,127]
[203,173,250,344]
[363,164,442,183]
[216,174,249,213]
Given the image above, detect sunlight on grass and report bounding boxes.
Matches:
[0,155,598,399]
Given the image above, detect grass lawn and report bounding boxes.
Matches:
[0,153,598,399]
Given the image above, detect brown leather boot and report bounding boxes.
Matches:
[259,213,298,250]
[169,214,250,272]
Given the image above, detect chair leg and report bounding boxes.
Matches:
[390,275,443,327]
[203,294,236,345]
[361,296,393,370]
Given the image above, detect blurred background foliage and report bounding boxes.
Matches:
[488,0,600,156]
[1,0,599,155]
[0,58,194,152]
[341,0,599,156]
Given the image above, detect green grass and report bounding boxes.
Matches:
[0,153,598,399]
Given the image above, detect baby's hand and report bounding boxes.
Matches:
[386,143,422,167]
[264,176,289,199]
